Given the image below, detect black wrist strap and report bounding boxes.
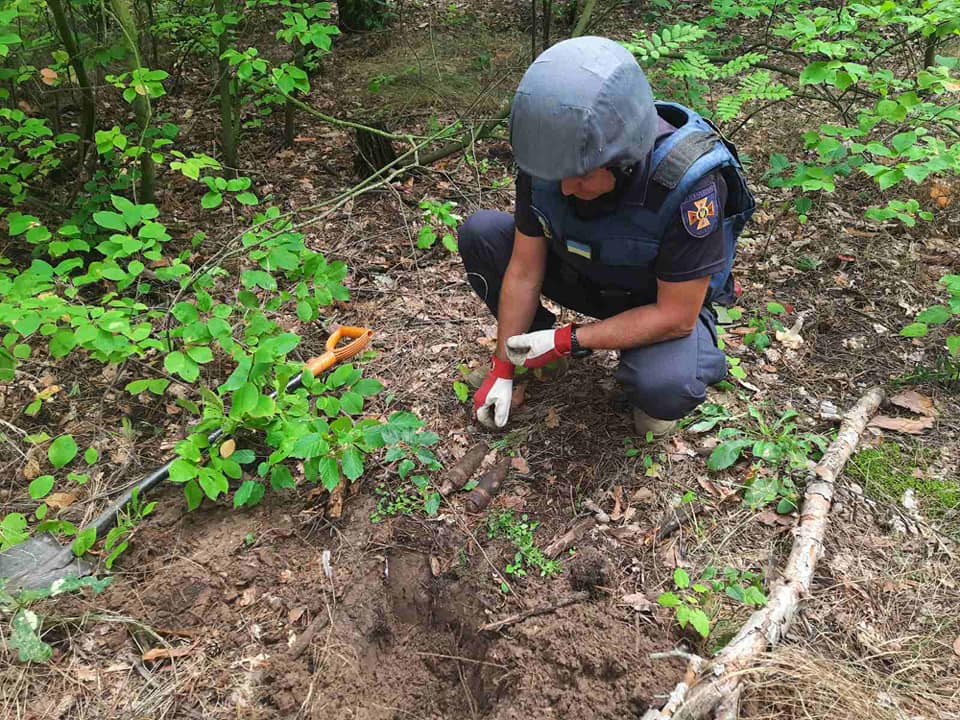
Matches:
[570,325,593,358]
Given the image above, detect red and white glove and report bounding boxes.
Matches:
[505,325,572,368]
[474,356,514,428]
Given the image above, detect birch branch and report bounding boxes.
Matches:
[647,387,885,720]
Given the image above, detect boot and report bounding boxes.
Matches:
[633,409,677,438]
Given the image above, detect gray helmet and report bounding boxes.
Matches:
[509,36,657,181]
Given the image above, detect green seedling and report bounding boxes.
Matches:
[658,565,767,639]
[707,404,827,513]
[370,413,442,522]
[487,511,560,592]
[0,576,112,662]
[416,199,461,252]
[102,487,156,569]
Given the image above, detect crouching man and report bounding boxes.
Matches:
[460,36,755,436]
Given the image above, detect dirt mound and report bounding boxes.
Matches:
[21,484,682,719]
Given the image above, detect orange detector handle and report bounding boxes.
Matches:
[304,326,373,377]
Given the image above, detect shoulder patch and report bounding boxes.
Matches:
[680,181,719,238]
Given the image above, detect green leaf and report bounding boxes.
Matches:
[946,336,960,357]
[10,610,52,663]
[916,305,951,325]
[341,446,364,480]
[187,345,214,363]
[900,322,928,338]
[28,475,55,500]
[232,382,259,416]
[233,480,264,508]
[424,492,441,516]
[169,459,197,482]
[165,351,199,381]
[201,191,223,209]
[270,465,296,490]
[93,211,127,231]
[291,433,329,459]
[84,447,99,464]
[48,435,78,468]
[235,191,258,205]
[327,364,355,388]
[340,390,363,415]
[453,381,469,402]
[799,61,830,84]
[706,439,753,470]
[688,608,711,638]
[673,567,690,589]
[71,526,97,556]
[766,302,786,315]
[657,591,682,608]
[352,378,384,397]
[8,212,39,235]
[184,478,203,510]
[319,456,339,491]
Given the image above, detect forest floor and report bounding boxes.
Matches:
[1,2,959,719]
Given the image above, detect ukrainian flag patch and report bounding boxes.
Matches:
[565,239,592,260]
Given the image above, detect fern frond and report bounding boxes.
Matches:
[716,52,768,78]
[623,23,709,65]
[716,95,746,122]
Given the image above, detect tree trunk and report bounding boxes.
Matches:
[143,0,159,68]
[542,0,551,52]
[110,0,155,202]
[571,0,596,38]
[45,0,95,155]
[354,121,396,178]
[283,45,304,148]
[337,0,388,32]
[214,0,238,167]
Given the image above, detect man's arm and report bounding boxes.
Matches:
[575,276,709,350]
[494,228,548,359]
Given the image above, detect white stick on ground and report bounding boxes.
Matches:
[648,387,885,720]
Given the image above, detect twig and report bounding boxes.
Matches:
[655,503,703,542]
[478,591,590,633]
[288,609,331,660]
[652,388,885,719]
[544,516,596,558]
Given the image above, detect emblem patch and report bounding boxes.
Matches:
[531,207,553,241]
[680,182,719,238]
[565,239,592,260]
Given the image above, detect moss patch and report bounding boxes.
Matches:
[336,25,526,118]
[848,442,959,523]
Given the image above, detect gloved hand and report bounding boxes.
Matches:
[474,356,514,428]
[505,325,573,368]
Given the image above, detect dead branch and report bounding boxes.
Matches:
[478,591,589,633]
[544,517,597,558]
[288,611,331,659]
[647,387,884,720]
[655,502,704,542]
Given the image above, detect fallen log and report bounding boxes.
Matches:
[643,387,884,720]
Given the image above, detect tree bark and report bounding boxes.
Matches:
[45,0,96,154]
[213,0,238,167]
[354,120,396,178]
[644,388,885,720]
[110,0,155,202]
[283,45,304,148]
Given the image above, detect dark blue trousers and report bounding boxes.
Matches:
[459,210,728,420]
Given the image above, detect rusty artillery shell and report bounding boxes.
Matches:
[439,442,488,496]
[463,458,509,513]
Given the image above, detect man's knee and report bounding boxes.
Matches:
[458,210,512,266]
[619,367,707,421]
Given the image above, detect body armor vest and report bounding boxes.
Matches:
[530,102,756,306]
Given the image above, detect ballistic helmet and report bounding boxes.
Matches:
[509,36,657,180]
